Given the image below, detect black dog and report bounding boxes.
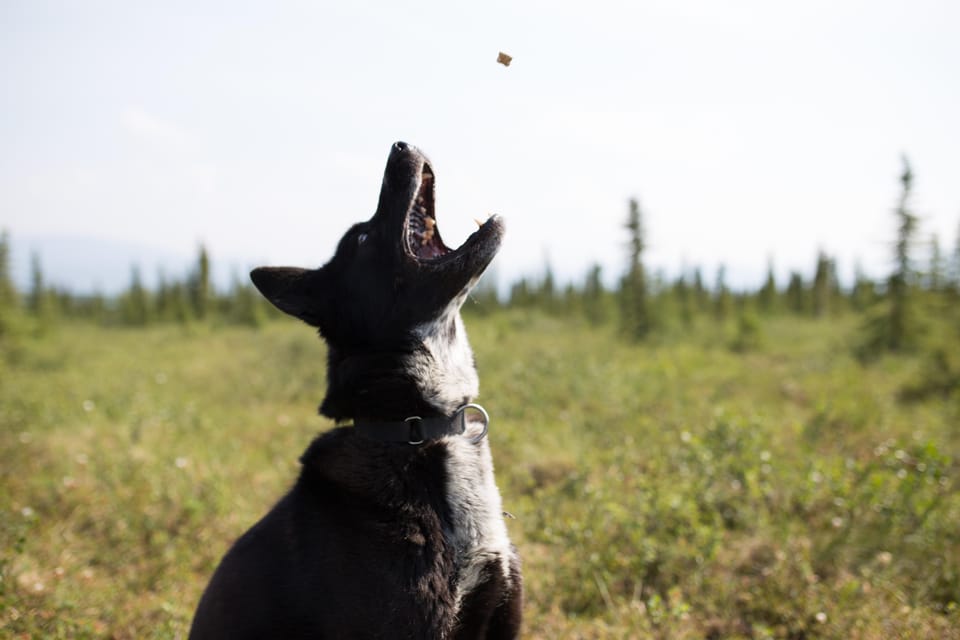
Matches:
[189,142,522,639]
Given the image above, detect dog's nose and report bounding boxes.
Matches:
[393,141,408,152]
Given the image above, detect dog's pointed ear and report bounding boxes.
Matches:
[250,266,328,326]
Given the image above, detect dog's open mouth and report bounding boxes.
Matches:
[405,165,450,262]
[402,161,503,271]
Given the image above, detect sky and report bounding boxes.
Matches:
[2,0,959,294]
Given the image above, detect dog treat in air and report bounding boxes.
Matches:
[497,51,512,67]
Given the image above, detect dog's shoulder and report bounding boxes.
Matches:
[297,427,450,506]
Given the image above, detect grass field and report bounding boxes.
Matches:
[2,312,958,638]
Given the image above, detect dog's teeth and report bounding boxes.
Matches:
[424,217,435,230]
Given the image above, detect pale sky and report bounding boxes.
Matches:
[2,0,959,293]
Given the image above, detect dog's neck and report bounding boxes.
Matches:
[320,312,480,423]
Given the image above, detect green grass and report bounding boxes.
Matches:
[2,313,958,638]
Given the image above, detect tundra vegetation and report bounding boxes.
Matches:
[2,163,959,638]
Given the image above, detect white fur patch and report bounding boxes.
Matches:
[407,284,480,415]
[405,277,513,605]
[443,434,514,608]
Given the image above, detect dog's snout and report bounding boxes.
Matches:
[393,141,408,152]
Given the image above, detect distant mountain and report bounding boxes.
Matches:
[7,232,254,295]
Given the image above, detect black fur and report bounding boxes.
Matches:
[189,142,521,639]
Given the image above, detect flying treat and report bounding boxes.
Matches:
[497,51,512,67]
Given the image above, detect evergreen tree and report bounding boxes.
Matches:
[508,278,533,308]
[619,198,652,340]
[28,252,44,315]
[692,267,709,313]
[851,261,876,311]
[886,156,920,351]
[561,283,579,316]
[928,233,944,292]
[27,252,57,328]
[0,231,17,311]
[856,156,923,360]
[155,270,172,322]
[785,272,806,314]
[121,265,151,326]
[758,259,777,314]
[582,264,609,325]
[673,273,693,327]
[713,265,732,323]
[0,231,20,336]
[188,244,212,320]
[540,262,557,312]
[170,281,193,325]
[812,250,834,317]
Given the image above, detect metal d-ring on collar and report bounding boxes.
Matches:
[457,403,489,445]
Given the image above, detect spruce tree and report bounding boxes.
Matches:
[851,261,875,311]
[887,156,919,351]
[758,259,776,314]
[928,233,944,293]
[674,273,693,327]
[583,264,609,325]
[0,231,19,336]
[189,244,212,320]
[713,265,732,323]
[540,262,557,313]
[692,267,709,313]
[812,251,833,317]
[509,278,532,308]
[28,252,45,315]
[28,252,57,328]
[122,266,151,326]
[856,156,922,360]
[619,198,652,340]
[785,272,806,314]
[0,231,17,311]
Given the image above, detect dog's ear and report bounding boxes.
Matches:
[250,266,329,326]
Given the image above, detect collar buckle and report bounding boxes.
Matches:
[405,416,425,445]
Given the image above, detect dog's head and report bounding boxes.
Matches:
[251,142,504,419]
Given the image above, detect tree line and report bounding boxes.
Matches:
[2,156,959,358]
[0,240,271,335]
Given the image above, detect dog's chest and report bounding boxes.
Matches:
[441,436,513,605]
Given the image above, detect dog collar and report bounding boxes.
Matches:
[353,403,489,445]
